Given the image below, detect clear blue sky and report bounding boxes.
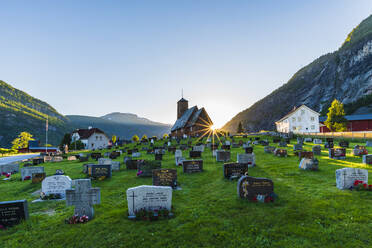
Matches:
[0,1,371,128]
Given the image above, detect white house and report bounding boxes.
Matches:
[275,105,320,134]
[71,127,109,150]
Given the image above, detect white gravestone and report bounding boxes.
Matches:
[42,175,72,197]
[98,158,112,165]
[21,167,44,181]
[111,161,120,171]
[126,185,172,218]
[313,139,322,144]
[132,152,141,158]
[66,179,100,219]
[175,150,182,158]
[193,145,204,152]
[0,163,19,174]
[336,168,368,190]
[175,157,185,166]
[237,153,256,167]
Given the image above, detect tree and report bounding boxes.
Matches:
[163,133,169,140]
[324,99,348,132]
[59,133,71,150]
[141,134,148,141]
[11,132,34,149]
[132,135,139,142]
[237,122,244,133]
[70,140,85,150]
[112,135,117,144]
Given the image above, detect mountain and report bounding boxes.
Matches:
[222,14,372,133]
[67,114,171,139]
[0,80,71,147]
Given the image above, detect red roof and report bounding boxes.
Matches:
[73,128,106,139]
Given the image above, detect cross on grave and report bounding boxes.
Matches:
[129,191,138,216]
[66,179,100,220]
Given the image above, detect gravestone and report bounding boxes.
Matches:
[66,179,100,219]
[42,175,73,198]
[126,185,172,218]
[126,159,138,170]
[0,163,19,174]
[44,156,52,162]
[175,150,182,158]
[33,158,44,165]
[154,149,165,155]
[225,141,231,146]
[0,200,29,227]
[210,144,219,150]
[258,140,269,146]
[298,151,314,160]
[127,149,133,155]
[293,144,303,151]
[168,147,176,153]
[363,155,372,165]
[87,164,112,179]
[273,138,281,143]
[175,157,185,166]
[221,145,231,150]
[274,148,287,157]
[91,153,102,160]
[312,145,322,155]
[279,141,287,147]
[313,139,322,144]
[192,145,204,152]
[336,168,368,190]
[98,158,112,165]
[189,150,202,158]
[132,152,141,158]
[299,158,318,171]
[329,148,346,159]
[109,151,120,159]
[223,163,248,179]
[104,152,110,157]
[366,141,372,147]
[21,167,44,181]
[137,161,161,177]
[111,161,120,171]
[353,145,368,156]
[52,156,63,162]
[245,147,253,154]
[264,146,276,154]
[68,156,77,161]
[297,137,304,145]
[182,160,203,173]
[216,150,231,162]
[31,173,46,184]
[237,153,256,167]
[237,176,274,201]
[338,140,349,148]
[152,169,178,188]
[79,156,89,162]
[155,153,163,161]
[304,138,312,142]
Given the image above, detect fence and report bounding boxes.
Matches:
[297,131,372,140]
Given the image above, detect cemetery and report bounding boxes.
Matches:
[1,135,372,247]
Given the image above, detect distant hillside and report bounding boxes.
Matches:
[0,80,71,147]
[223,14,372,133]
[67,115,171,139]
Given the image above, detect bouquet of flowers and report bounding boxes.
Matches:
[65,215,89,224]
[353,180,372,191]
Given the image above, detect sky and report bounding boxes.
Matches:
[0,1,371,128]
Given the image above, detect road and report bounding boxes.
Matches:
[0,153,40,165]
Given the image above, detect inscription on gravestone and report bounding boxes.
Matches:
[152,169,177,188]
[237,176,274,201]
[182,160,203,173]
[223,163,248,179]
[0,200,29,227]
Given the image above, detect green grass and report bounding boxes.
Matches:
[1,137,372,247]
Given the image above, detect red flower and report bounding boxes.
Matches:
[252,196,257,202]
[354,181,359,186]
[363,183,367,188]
[24,176,31,180]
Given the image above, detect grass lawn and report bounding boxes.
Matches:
[1,136,372,248]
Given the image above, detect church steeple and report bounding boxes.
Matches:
[177,91,188,119]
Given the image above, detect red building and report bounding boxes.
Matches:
[319,114,372,132]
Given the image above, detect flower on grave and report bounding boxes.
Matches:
[252,196,257,202]
[0,224,4,229]
[5,173,11,178]
[24,176,31,180]
[40,192,46,200]
[136,170,143,176]
[1,172,6,176]
[363,183,368,189]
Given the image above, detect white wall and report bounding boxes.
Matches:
[86,133,109,150]
[276,106,319,133]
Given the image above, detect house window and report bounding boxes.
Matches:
[311,125,315,129]
[292,117,296,122]
[301,110,305,115]
[96,136,98,140]
[100,136,102,141]
[298,117,301,122]
[311,117,315,121]
[293,126,296,130]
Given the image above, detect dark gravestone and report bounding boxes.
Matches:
[79,156,89,162]
[258,140,269,146]
[168,147,176,153]
[216,150,231,162]
[237,176,274,201]
[87,164,112,179]
[363,155,372,165]
[32,173,46,184]
[137,161,162,177]
[126,159,138,170]
[189,150,202,158]
[223,163,248,180]
[127,149,133,155]
[285,138,291,144]
[245,147,253,154]
[211,144,219,150]
[182,160,203,173]
[155,153,163,161]
[312,145,322,156]
[33,158,44,165]
[298,151,314,160]
[329,148,346,159]
[0,200,29,227]
[221,145,231,150]
[274,148,287,157]
[152,169,177,188]
[339,140,349,148]
[273,138,281,143]
[255,137,260,141]
[109,151,120,159]
[90,153,102,160]
[324,141,334,149]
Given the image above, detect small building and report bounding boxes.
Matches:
[171,97,213,138]
[319,114,372,132]
[71,127,109,150]
[18,140,58,153]
[275,105,320,133]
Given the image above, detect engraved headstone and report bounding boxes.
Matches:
[237,153,256,167]
[21,167,44,181]
[237,176,274,201]
[312,145,322,155]
[216,150,231,162]
[152,169,177,188]
[189,150,202,158]
[223,163,248,179]
[264,146,276,154]
[42,175,73,197]
[182,160,203,173]
[0,200,29,227]
[299,158,318,170]
[329,148,346,159]
[0,163,19,174]
[32,173,46,183]
[362,155,372,165]
[137,161,161,177]
[336,168,368,190]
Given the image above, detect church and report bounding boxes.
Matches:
[171,97,213,137]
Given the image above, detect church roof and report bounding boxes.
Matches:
[178,98,188,102]
[187,108,204,127]
[171,106,198,132]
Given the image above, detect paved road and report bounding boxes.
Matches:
[0,154,40,165]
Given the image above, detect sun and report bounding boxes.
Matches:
[210,124,216,131]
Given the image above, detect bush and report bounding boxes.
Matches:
[70,140,85,150]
